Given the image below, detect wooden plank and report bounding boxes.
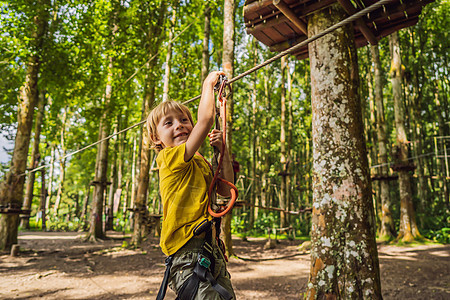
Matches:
[264,26,287,45]
[246,0,334,29]
[337,0,378,45]
[252,30,276,47]
[276,21,303,37]
[273,0,308,35]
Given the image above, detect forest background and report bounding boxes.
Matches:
[0,0,449,250]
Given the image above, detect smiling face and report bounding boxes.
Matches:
[154,109,194,149]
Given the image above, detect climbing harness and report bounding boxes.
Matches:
[207,76,239,218]
[156,78,238,300]
[156,219,232,300]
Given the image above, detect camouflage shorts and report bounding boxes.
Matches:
[168,237,235,300]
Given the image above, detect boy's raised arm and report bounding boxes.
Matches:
[184,71,225,162]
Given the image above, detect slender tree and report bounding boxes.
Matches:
[306,4,381,298]
[280,56,288,229]
[162,3,178,103]
[220,0,236,258]
[370,44,396,240]
[389,31,421,242]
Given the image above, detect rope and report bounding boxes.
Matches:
[21,0,393,176]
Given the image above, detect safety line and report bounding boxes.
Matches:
[22,0,393,176]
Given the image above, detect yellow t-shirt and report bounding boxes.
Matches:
[157,143,213,256]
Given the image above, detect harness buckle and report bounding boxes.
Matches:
[198,255,211,269]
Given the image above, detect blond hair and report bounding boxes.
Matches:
[146,100,194,151]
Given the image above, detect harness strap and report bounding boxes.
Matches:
[157,219,232,300]
[176,273,200,300]
[156,255,174,300]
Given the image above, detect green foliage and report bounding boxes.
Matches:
[0,0,448,243]
[423,228,450,244]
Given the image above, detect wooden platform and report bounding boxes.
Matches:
[244,0,434,59]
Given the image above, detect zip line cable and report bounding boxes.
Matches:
[21,0,394,176]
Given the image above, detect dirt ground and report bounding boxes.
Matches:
[0,231,449,300]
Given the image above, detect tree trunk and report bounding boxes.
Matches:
[199,3,211,155]
[132,1,167,246]
[220,0,236,258]
[53,107,67,216]
[0,1,49,251]
[371,44,396,240]
[129,136,137,229]
[201,3,211,83]
[45,145,55,212]
[249,38,258,229]
[389,32,421,242]
[80,185,91,231]
[87,56,114,241]
[115,114,126,215]
[39,167,47,231]
[280,56,288,229]
[306,5,381,299]
[21,89,46,229]
[106,125,118,231]
[162,3,178,102]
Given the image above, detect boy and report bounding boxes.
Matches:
[148,71,235,300]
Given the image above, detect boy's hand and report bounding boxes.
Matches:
[203,71,226,88]
[208,129,224,150]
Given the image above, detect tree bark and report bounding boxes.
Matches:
[39,167,47,231]
[45,145,55,212]
[280,56,288,229]
[370,44,396,240]
[201,4,211,83]
[21,89,46,229]
[306,5,381,299]
[162,3,178,103]
[132,1,167,246]
[0,1,49,251]
[220,0,236,258]
[53,107,67,216]
[106,125,118,231]
[249,38,258,229]
[389,31,421,242]
[87,56,114,241]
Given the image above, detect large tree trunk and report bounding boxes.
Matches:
[132,1,167,246]
[21,89,46,229]
[389,32,421,242]
[306,5,381,299]
[371,44,396,240]
[220,0,236,258]
[0,2,49,251]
